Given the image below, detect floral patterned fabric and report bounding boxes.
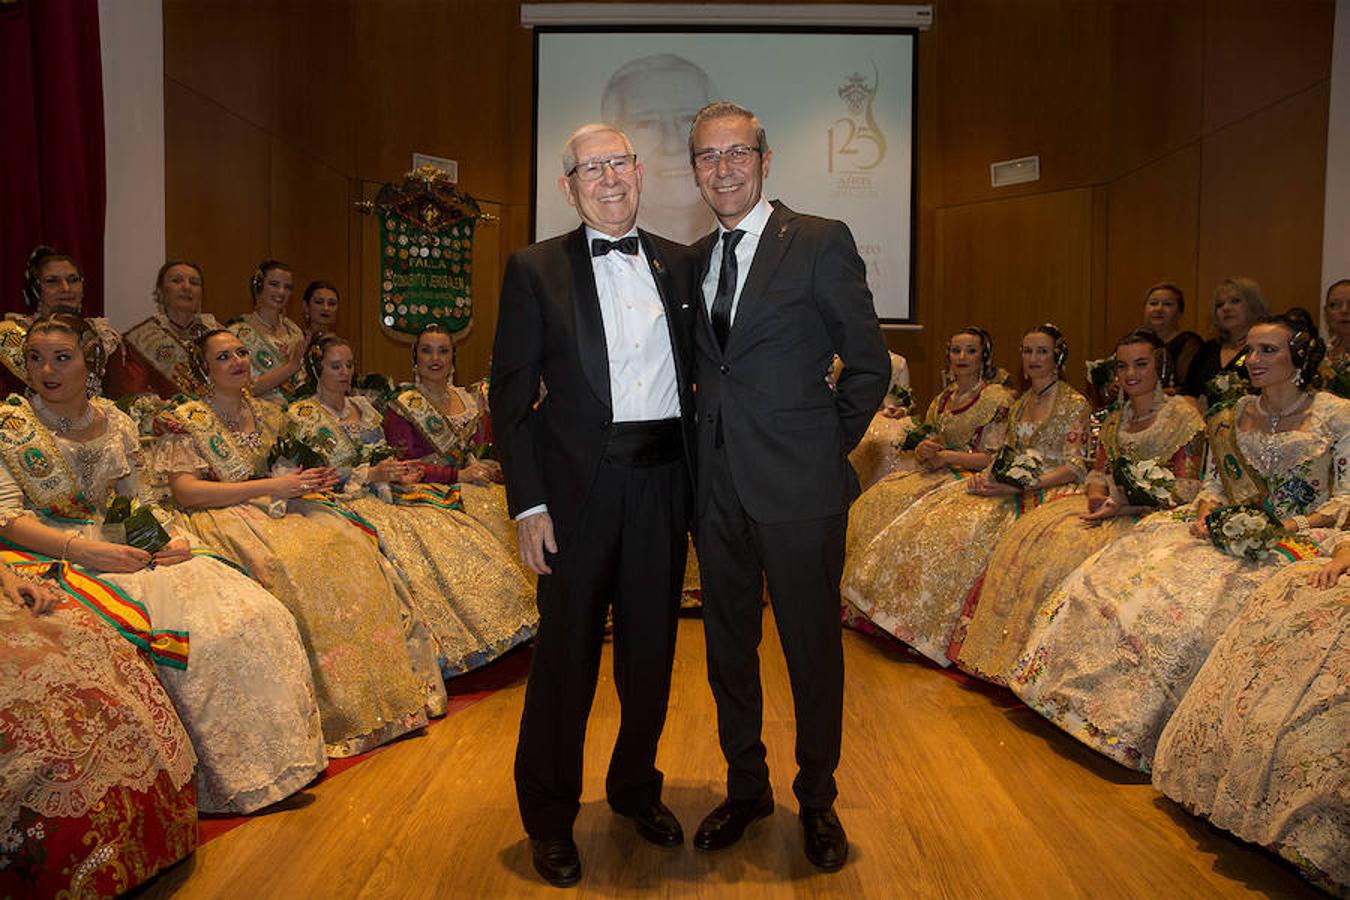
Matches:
[1152,559,1349,894]
[1011,392,1350,771]
[155,396,445,758]
[0,400,327,813]
[0,600,197,899]
[843,382,1089,665]
[296,396,538,679]
[952,396,1205,683]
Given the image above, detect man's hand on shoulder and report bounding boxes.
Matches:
[517,510,557,575]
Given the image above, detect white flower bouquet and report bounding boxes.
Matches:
[991,446,1044,490]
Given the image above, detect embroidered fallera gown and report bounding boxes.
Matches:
[844,379,1013,592]
[104,311,222,400]
[950,395,1205,683]
[1011,392,1350,771]
[844,381,1089,665]
[1151,551,1350,894]
[0,396,327,812]
[227,314,309,404]
[154,395,446,757]
[0,597,198,899]
[287,393,537,677]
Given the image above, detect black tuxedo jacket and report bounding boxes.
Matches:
[490,225,699,546]
[693,201,889,524]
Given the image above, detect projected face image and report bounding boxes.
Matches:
[602,55,717,243]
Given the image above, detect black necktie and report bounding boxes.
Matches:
[710,229,744,350]
[591,235,639,257]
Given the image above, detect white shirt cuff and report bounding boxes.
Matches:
[515,504,548,521]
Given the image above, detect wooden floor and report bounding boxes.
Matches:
[140,616,1320,899]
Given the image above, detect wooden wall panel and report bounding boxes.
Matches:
[1201,0,1335,133]
[269,138,353,332]
[1105,145,1202,347]
[273,0,356,178]
[164,79,271,323]
[934,0,1111,208]
[934,189,1096,388]
[1198,83,1331,313]
[163,0,275,133]
[1108,0,1203,177]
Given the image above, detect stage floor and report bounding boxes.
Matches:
[138,616,1320,898]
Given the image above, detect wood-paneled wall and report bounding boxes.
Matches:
[163,0,1335,403]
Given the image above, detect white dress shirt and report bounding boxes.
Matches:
[515,227,680,522]
[700,196,773,325]
[587,226,681,423]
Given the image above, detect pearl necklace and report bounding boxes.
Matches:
[32,396,97,434]
[1256,391,1309,432]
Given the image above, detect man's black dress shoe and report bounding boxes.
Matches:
[693,789,774,850]
[618,800,684,846]
[530,837,581,887]
[800,807,848,871]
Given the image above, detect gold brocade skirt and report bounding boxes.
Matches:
[948,494,1135,684]
[344,493,537,677]
[842,478,1073,666]
[176,500,444,757]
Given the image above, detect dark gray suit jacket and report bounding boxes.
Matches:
[693,201,889,524]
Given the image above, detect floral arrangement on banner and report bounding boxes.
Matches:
[990,446,1044,490]
[1111,456,1177,508]
[102,495,171,553]
[900,421,936,452]
[1204,503,1287,561]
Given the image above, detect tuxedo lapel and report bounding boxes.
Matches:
[728,202,796,348]
[565,226,612,410]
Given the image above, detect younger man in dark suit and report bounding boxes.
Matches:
[686,102,889,871]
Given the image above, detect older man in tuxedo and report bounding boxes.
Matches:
[686,102,889,871]
[489,123,699,887]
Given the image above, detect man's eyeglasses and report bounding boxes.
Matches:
[567,154,637,182]
[692,145,761,171]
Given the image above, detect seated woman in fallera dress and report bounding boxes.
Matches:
[0,565,198,900]
[286,334,536,678]
[227,259,309,405]
[0,313,326,813]
[845,329,1013,559]
[0,246,123,398]
[950,329,1206,683]
[1011,309,1350,771]
[381,325,526,566]
[154,328,446,757]
[103,259,221,400]
[844,324,1090,665]
[848,351,917,490]
[1151,539,1350,894]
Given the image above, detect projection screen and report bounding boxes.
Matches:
[533,28,918,323]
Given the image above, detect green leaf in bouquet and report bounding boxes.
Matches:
[900,423,935,452]
[473,442,498,461]
[123,504,171,553]
[105,494,133,524]
[267,435,327,471]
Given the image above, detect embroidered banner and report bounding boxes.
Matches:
[376,165,485,339]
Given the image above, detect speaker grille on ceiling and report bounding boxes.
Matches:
[990,155,1040,187]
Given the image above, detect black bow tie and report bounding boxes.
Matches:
[591,235,639,257]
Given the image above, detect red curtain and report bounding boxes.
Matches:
[0,0,106,316]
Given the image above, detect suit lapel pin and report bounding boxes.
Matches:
[777,224,788,240]
[652,258,665,274]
